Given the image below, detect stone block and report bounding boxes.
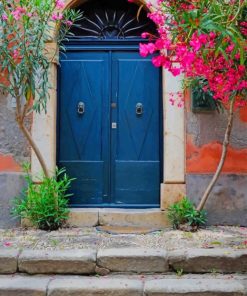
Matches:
[19,249,96,274]
[160,183,186,209]
[99,208,169,228]
[97,248,169,273]
[67,208,99,227]
[0,275,49,296]
[144,278,246,295]
[47,277,143,296]
[0,249,19,274]
[168,249,247,273]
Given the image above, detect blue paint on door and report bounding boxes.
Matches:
[58,49,162,208]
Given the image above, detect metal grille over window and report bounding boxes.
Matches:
[69,0,157,40]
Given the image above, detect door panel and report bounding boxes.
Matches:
[58,52,110,206]
[111,52,161,206]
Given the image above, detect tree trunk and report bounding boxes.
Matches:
[17,120,50,178]
[196,98,235,211]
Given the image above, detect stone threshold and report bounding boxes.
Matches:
[67,208,170,228]
[22,208,170,228]
[0,274,246,296]
[0,248,246,275]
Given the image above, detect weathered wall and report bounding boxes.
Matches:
[0,173,26,228]
[186,96,247,226]
[0,92,29,228]
[0,0,246,227]
[0,92,30,170]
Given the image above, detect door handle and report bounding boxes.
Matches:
[136,103,143,116]
[77,102,85,115]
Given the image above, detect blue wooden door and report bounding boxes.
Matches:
[111,52,161,207]
[58,50,161,207]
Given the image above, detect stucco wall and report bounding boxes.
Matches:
[0,92,30,171]
[0,92,29,228]
[0,0,246,227]
[185,97,247,226]
[0,172,26,228]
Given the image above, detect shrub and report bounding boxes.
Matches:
[168,197,207,231]
[12,164,75,231]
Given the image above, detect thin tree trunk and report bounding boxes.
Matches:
[17,120,50,178]
[196,98,235,211]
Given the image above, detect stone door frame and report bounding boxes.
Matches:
[31,0,186,209]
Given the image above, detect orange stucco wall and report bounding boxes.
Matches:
[187,136,247,174]
[186,93,247,174]
[239,105,247,123]
[0,153,21,172]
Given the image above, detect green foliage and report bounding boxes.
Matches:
[0,0,82,113]
[168,197,207,230]
[12,164,75,231]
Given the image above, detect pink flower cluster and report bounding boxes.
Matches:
[55,0,65,9]
[1,0,65,23]
[52,12,63,21]
[140,0,247,107]
[12,7,26,20]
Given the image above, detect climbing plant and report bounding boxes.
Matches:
[137,0,247,210]
[0,0,81,176]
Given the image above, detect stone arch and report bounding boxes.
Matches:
[32,0,186,208]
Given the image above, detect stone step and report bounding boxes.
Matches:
[0,248,246,275]
[67,208,169,228]
[0,275,246,296]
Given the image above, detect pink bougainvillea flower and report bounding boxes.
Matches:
[55,0,65,9]
[152,55,166,67]
[138,0,247,107]
[141,32,149,39]
[170,67,181,76]
[146,42,156,54]
[189,38,202,51]
[139,43,149,57]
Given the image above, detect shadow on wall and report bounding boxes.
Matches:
[0,172,26,228]
[187,174,247,226]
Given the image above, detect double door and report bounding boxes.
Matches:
[58,49,162,207]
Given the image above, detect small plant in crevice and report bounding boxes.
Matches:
[175,268,184,277]
[12,164,75,231]
[168,197,207,232]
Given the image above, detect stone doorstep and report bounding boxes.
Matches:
[0,248,247,275]
[0,275,246,296]
[22,208,170,228]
